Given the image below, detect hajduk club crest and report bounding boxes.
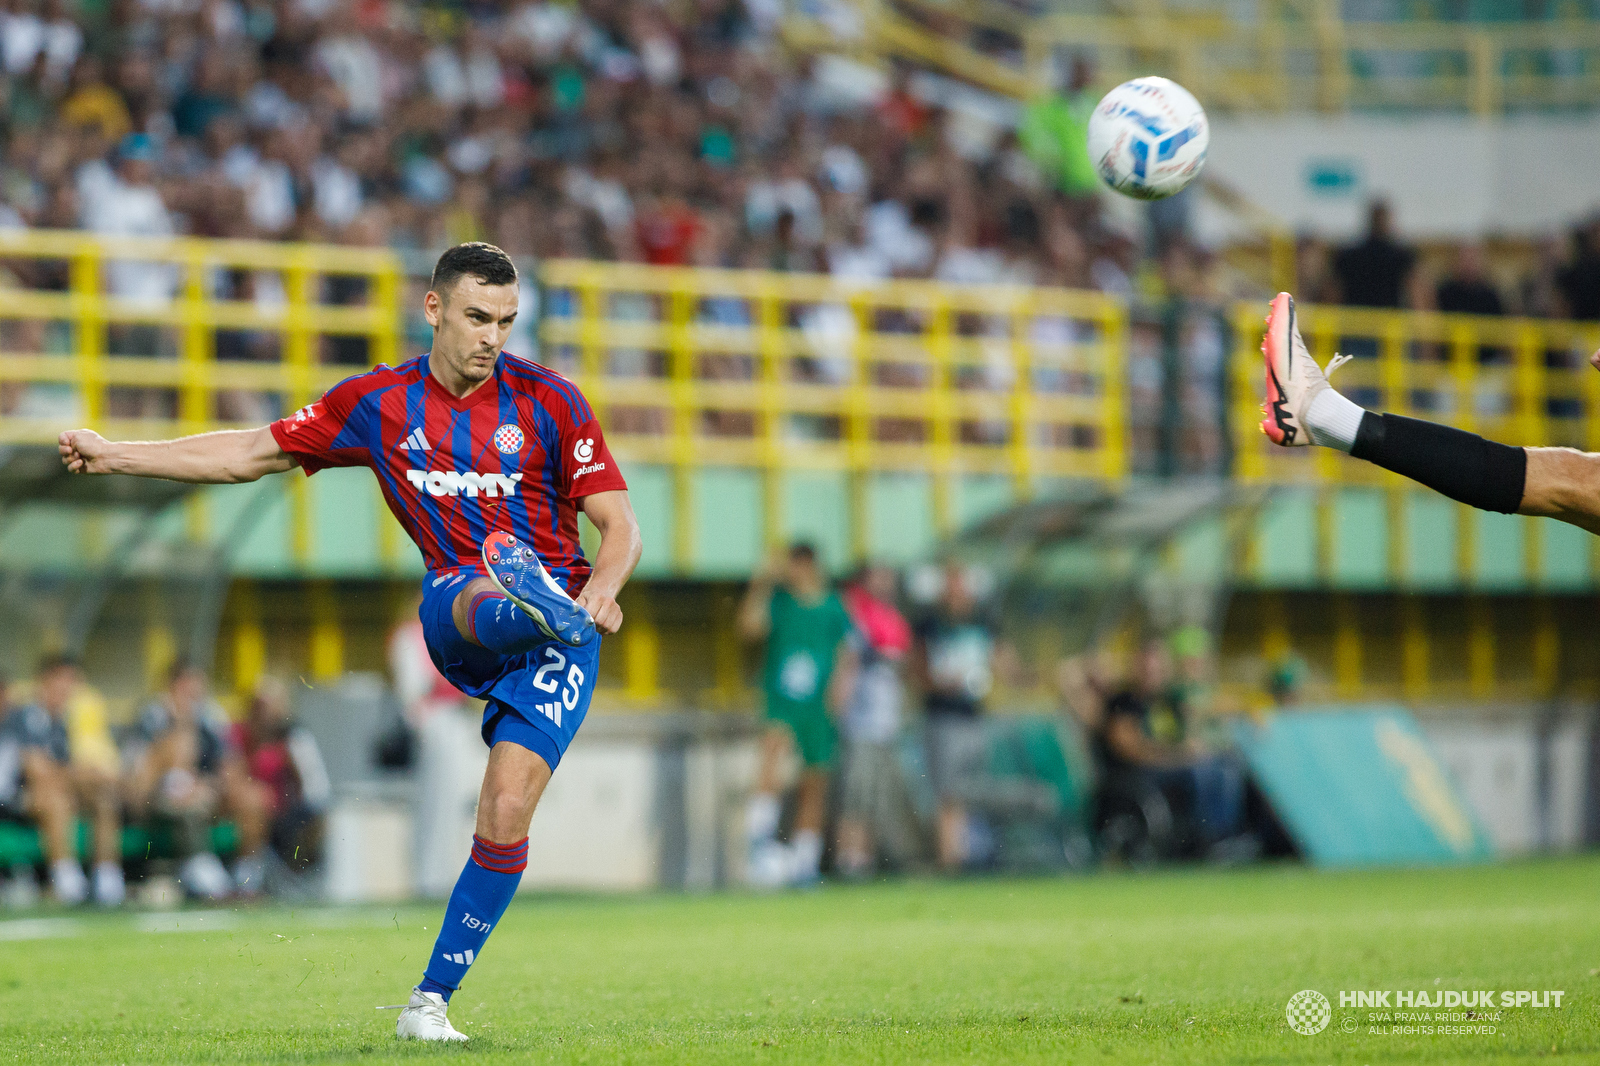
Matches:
[493,424,524,455]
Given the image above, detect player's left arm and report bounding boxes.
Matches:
[576,489,642,635]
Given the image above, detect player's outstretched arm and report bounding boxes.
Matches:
[576,489,642,636]
[1516,448,1600,535]
[59,426,296,484]
[1519,348,1600,534]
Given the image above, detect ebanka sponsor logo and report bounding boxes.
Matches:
[573,461,606,479]
[405,470,524,497]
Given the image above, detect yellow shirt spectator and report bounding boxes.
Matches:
[66,686,119,775]
[60,83,131,142]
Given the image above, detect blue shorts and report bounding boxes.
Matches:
[419,567,601,772]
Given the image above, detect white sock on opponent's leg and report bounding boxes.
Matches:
[1305,388,1365,453]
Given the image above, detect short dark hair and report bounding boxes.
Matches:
[788,541,818,564]
[430,242,517,296]
[36,652,80,677]
[168,656,204,685]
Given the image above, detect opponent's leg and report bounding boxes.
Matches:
[1260,291,1565,522]
[1516,447,1600,535]
[399,743,549,1043]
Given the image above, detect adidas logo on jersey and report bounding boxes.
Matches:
[398,428,432,452]
[404,470,525,497]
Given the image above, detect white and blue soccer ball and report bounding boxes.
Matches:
[1086,76,1209,201]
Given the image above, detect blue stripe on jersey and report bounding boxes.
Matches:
[499,382,535,550]
[404,375,453,559]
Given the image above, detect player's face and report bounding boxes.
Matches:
[36,666,78,715]
[170,668,207,716]
[425,278,519,386]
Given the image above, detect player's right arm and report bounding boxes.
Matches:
[736,552,782,642]
[58,426,296,484]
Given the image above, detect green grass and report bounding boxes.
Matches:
[2,857,1598,1064]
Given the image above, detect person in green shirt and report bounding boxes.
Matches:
[1020,55,1101,199]
[738,542,858,887]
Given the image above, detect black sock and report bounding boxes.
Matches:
[1350,412,1527,514]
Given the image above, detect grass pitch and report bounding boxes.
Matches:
[1,856,1596,1065]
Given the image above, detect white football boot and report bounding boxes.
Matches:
[395,987,468,1043]
[1260,291,1350,447]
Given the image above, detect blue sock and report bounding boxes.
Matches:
[469,591,546,655]
[418,835,528,1001]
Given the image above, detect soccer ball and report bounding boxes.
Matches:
[1086,77,1209,201]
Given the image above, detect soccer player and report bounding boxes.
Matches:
[57,242,643,1042]
[1261,292,1600,535]
[737,543,857,887]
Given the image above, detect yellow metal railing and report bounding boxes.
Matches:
[538,259,1128,565]
[0,228,401,447]
[5,234,1600,521]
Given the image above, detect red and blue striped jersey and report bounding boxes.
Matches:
[269,352,626,593]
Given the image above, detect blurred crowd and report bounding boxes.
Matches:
[1298,201,1600,323]
[0,654,327,906]
[0,0,1136,289]
[0,0,1592,324]
[736,541,1283,885]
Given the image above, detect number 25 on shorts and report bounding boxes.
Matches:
[530,646,585,727]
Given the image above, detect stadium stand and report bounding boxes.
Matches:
[0,0,1598,895]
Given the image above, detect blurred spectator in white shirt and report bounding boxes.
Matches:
[81,134,177,305]
[312,10,386,124]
